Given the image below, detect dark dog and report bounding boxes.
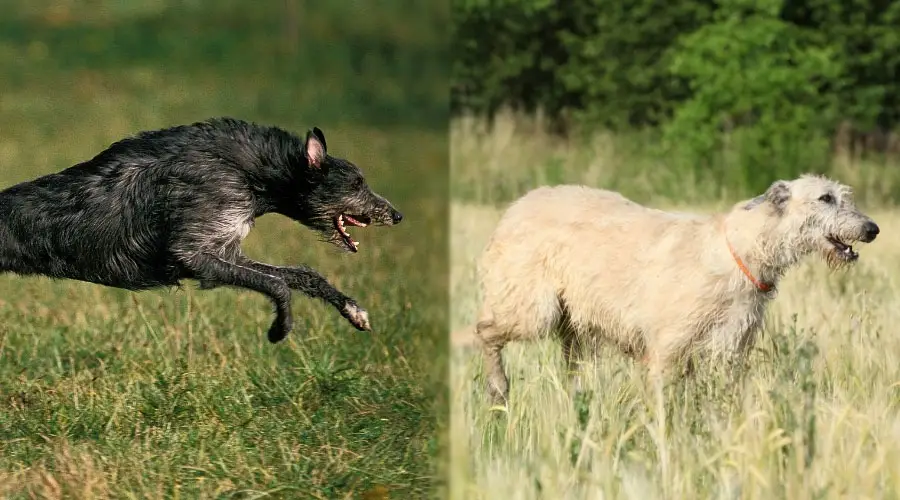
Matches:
[0,117,402,342]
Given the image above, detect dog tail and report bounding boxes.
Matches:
[451,325,481,349]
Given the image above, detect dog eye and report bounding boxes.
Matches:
[819,194,834,204]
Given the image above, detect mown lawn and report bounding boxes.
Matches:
[0,2,448,498]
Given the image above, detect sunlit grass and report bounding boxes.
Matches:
[450,116,900,499]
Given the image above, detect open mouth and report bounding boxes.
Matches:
[827,235,858,261]
[334,214,371,252]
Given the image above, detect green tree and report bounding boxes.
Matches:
[663,0,844,191]
[557,0,713,130]
[781,0,900,134]
[451,0,574,122]
[451,0,714,130]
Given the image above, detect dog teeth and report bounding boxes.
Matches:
[336,214,361,250]
[336,214,352,238]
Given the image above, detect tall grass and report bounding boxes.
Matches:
[450,114,900,499]
[451,111,900,208]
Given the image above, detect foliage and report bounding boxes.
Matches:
[452,0,712,130]
[663,0,843,192]
[453,0,900,191]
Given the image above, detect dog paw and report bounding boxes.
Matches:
[267,314,293,343]
[343,302,372,332]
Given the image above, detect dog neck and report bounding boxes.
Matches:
[720,211,787,293]
[724,233,774,292]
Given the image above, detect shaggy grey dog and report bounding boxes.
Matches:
[0,117,403,342]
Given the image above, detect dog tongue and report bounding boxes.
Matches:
[344,215,367,227]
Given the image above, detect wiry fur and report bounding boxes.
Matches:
[473,175,879,405]
[0,117,403,343]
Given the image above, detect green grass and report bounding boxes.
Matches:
[1,0,448,132]
[0,2,448,498]
[451,111,900,207]
[450,115,900,499]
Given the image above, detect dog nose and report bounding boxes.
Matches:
[392,211,403,224]
[865,221,880,241]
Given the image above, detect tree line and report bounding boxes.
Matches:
[452,0,900,185]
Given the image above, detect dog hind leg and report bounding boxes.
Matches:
[475,319,510,407]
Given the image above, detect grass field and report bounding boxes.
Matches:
[0,2,448,499]
[449,115,900,499]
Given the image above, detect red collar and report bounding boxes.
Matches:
[726,237,773,292]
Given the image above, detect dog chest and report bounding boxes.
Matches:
[237,220,253,240]
[215,207,255,240]
[205,208,256,248]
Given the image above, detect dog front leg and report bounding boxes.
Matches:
[187,254,294,343]
[236,258,371,332]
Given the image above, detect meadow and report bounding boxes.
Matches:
[450,113,900,499]
[0,2,448,498]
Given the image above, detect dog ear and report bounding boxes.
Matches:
[305,129,326,168]
[743,195,766,210]
[312,127,327,152]
[764,180,791,211]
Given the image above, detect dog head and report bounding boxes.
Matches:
[291,127,403,253]
[743,175,879,269]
